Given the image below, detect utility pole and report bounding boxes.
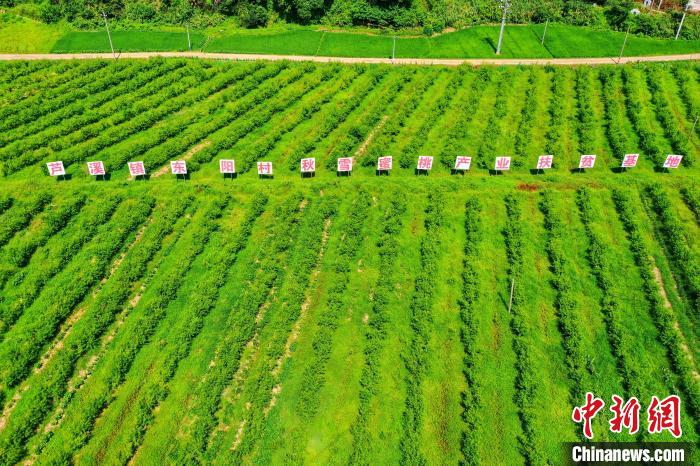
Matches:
[675,2,690,40]
[496,0,510,55]
[619,24,631,62]
[657,0,663,11]
[541,19,549,46]
[692,115,699,133]
[102,11,115,59]
[392,36,396,60]
[508,278,515,314]
[186,23,191,51]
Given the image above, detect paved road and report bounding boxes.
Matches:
[0,52,698,65]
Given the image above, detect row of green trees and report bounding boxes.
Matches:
[5,1,700,39]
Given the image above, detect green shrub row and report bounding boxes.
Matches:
[0,195,191,465]
[599,68,631,164]
[399,190,444,465]
[538,191,588,405]
[0,195,122,333]
[283,66,384,172]
[0,196,155,390]
[2,61,94,108]
[574,68,597,155]
[84,194,271,463]
[35,195,230,465]
[0,190,51,249]
[0,194,86,268]
[226,196,339,463]
[439,68,493,170]
[458,197,482,464]
[363,70,439,166]
[621,67,666,166]
[296,190,372,418]
[671,64,700,139]
[0,60,187,157]
[680,186,700,225]
[576,187,639,396]
[512,70,541,168]
[612,189,700,425]
[325,70,414,171]
[477,70,514,169]
[502,193,544,465]
[399,68,469,169]
[544,69,568,162]
[235,65,360,172]
[0,61,62,94]
[645,67,694,167]
[172,194,306,462]
[644,184,700,312]
[348,193,407,465]
[0,195,11,215]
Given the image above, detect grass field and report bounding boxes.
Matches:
[0,59,698,464]
[51,31,207,53]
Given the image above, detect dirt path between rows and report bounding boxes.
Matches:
[0,52,698,66]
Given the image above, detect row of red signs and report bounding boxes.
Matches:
[45,154,685,178]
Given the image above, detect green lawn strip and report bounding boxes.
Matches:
[0,190,51,250]
[0,60,187,165]
[0,61,111,133]
[398,189,446,465]
[162,193,307,463]
[435,68,494,170]
[513,68,546,168]
[360,69,442,167]
[419,192,469,464]
[345,191,407,464]
[74,195,266,464]
[323,69,417,172]
[32,195,229,465]
[0,15,67,53]
[209,197,342,463]
[0,194,121,336]
[206,29,322,55]
[268,65,383,172]
[471,192,522,463]
[645,66,695,167]
[319,32,394,58]
[0,193,86,275]
[52,31,205,53]
[475,69,516,169]
[643,184,700,322]
[613,188,700,436]
[0,196,154,391]
[0,194,190,464]
[218,65,360,173]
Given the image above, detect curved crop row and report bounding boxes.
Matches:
[0,191,51,250]
[502,193,543,465]
[621,67,666,166]
[645,67,694,167]
[599,68,631,165]
[296,191,372,417]
[2,61,94,108]
[0,195,122,336]
[0,195,191,464]
[644,184,700,313]
[399,190,444,465]
[681,186,700,225]
[612,189,700,427]
[33,195,230,465]
[0,196,155,391]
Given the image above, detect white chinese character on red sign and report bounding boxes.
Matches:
[87,161,105,176]
[300,158,316,173]
[337,157,353,172]
[537,155,553,170]
[495,157,511,171]
[257,161,273,175]
[454,156,472,171]
[609,395,640,435]
[220,159,236,174]
[46,161,66,177]
[378,156,393,171]
[417,156,433,170]
[621,154,639,168]
[170,160,187,175]
[128,161,146,177]
[572,392,605,439]
[579,155,596,169]
[647,395,682,438]
[663,155,683,169]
